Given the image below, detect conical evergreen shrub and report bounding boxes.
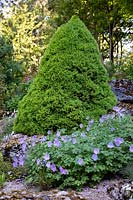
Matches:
[14,16,117,135]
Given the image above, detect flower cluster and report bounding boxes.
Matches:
[12,115,133,189]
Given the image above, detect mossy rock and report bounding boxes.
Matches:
[14,16,117,135]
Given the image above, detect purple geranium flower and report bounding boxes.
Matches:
[54,138,61,147]
[36,158,41,165]
[79,123,83,129]
[61,136,67,142]
[129,146,133,152]
[19,156,24,166]
[72,138,77,144]
[93,148,100,154]
[43,153,50,161]
[46,161,51,168]
[13,161,18,168]
[56,130,61,137]
[41,136,47,142]
[81,132,86,138]
[47,130,51,135]
[99,115,107,123]
[31,142,36,146]
[59,166,68,175]
[31,135,37,141]
[13,157,18,168]
[114,137,124,147]
[107,142,114,148]
[47,141,52,148]
[50,163,56,172]
[22,143,27,152]
[89,119,94,124]
[19,136,27,144]
[86,126,90,132]
[77,158,84,165]
[92,154,98,161]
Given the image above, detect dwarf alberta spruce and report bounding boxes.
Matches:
[23,115,133,189]
[14,15,116,135]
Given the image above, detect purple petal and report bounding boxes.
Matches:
[114,137,124,147]
[18,155,24,166]
[129,146,133,153]
[77,158,84,165]
[79,123,83,128]
[92,154,98,161]
[41,136,47,142]
[50,163,56,172]
[36,159,41,165]
[43,153,50,161]
[46,161,51,168]
[89,119,94,124]
[72,138,77,144]
[59,166,68,175]
[107,142,114,148]
[47,141,52,147]
[54,138,61,147]
[13,157,18,168]
[32,142,36,146]
[93,148,100,154]
[13,161,18,168]
[61,136,67,142]
[99,115,107,123]
[56,130,61,137]
[22,143,27,152]
[32,135,37,141]
[13,156,18,163]
[81,132,86,138]
[86,126,90,132]
[19,137,27,144]
[47,130,51,135]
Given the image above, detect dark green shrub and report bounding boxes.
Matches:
[5,95,21,112]
[5,80,31,113]
[24,115,133,189]
[14,16,116,135]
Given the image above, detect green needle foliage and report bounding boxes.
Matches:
[14,16,117,135]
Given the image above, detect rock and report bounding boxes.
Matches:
[56,191,69,196]
[64,197,71,200]
[107,180,133,200]
[0,133,44,162]
[110,79,133,103]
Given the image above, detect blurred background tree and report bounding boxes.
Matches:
[0,36,23,115]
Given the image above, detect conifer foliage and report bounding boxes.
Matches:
[14,16,117,135]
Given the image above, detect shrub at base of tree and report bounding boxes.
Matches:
[14,16,117,135]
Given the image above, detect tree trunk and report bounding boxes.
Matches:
[109,23,114,63]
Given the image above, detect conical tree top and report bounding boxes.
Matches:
[14,16,116,135]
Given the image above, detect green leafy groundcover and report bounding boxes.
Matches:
[24,115,133,189]
[14,16,116,135]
